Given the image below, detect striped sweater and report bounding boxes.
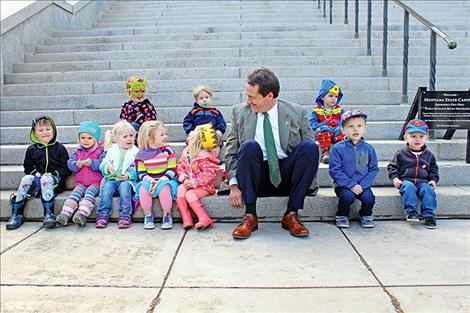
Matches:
[135,145,177,183]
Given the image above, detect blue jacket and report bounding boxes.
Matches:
[183,103,226,134]
[329,139,379,189]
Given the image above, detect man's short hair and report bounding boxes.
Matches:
[246,68,280,98]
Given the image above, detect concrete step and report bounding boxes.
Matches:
[6,66,470,85]
[1,186,469,220]
[3,77,470,97]
[44,30,468,45]
[1,140,466,166]
[0,121,468,144]
[13,55,470,73]
[34,38,470,54]
[1,161,469,191]
[0,91,403,111]
[0,104,412,126]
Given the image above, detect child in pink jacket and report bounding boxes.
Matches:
[176,124,220,230]
[56,121,104,226]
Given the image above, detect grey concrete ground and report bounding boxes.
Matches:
[1,220,469,313]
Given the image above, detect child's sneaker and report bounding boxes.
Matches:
[161,213,173,230]
[95,214,109,228]
[360,216,375,228]
[118,214,132,229]
[56,213,70,226]
[143,213,156,230]
[72,212,87,227]
[335,216,349,228]
[424,216,437,229]
[405,210,420,223]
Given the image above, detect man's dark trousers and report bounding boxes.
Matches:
[237,140,319,210]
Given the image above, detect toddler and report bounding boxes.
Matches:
[329,109,379,228]
[96,120,139,229]
[183,85,226,145]
[135,121,179,230]
[176,124,220,230]
[56,121,104,227]
[309,79,345,163]
[387,119,439,229]
[120,76,157,134]
[6,116,70,230]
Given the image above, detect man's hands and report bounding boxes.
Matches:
[229,184,244,208]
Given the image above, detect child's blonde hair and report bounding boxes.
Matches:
[192,85,212,100]
[137,120,166,149]
[104,120,135,149]
[187,126,205,161]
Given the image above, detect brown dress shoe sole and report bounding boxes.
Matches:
[232,225,258,239]
[282,223,309,237]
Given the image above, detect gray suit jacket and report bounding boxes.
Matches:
[221,99,318,195]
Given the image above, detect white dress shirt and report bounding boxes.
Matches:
[230,101,287,186]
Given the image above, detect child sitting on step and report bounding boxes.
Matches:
[135,121,179,230]
[120,76,157,135]
[56,121,105,227]
[329,109,379,229]
[183,85,226,146]
[309,79,345,164]
[387,119,439,229]
[6,116,70,230]
[176,124,220,230]
[95,121,139,229]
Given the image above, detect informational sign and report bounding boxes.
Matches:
[419,91,470,129]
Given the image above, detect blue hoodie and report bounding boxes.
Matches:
[329,139,379,189]
[315,79,343,106]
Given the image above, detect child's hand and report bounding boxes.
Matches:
[120,173,129,181]
[76,161,84,169]
[326,119,338,127]
[428,180,437,189]
[393,178,403,189]
[149,179,158,194]
[83,159,92,167]
[183,179,193,189]
[215,130,223,137]
[107,164,115,175]
[351,184,363,195]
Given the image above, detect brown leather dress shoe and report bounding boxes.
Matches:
[232,214,258,239]
[282,212,309,237]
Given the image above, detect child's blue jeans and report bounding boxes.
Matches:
[399,180,437,218]
[96,180,133,216]
[335,186,375,217]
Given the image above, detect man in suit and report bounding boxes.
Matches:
[226,68,320,239]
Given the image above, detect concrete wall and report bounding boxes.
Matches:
[0,0,113,88]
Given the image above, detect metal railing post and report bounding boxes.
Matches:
[429,31,437,91]
[402,11,409,104]
[329,0,333,24]
[323,0,326,18]
[318,0,321,10]
[382,0,388,76]
[367,0,372,55]
[344,0,348,24]
[354,0,359,38]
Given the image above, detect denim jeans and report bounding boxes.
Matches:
[96,180,133,216]
[399,180,437,218]
[335,186,375,217]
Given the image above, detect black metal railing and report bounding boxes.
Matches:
[317,0,458,104]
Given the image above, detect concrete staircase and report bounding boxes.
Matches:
[1,0,469,221]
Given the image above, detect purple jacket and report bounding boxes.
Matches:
[67,142,105,187]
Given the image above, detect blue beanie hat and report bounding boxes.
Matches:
[78,121,101,141]
[315,79,343,106]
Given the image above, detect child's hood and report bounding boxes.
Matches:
[30,115,57,146]
[315,79,343,106]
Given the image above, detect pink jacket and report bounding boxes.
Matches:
[176,148,220,194]
[67,142,105,187]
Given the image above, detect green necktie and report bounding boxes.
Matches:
[263,112,282,187]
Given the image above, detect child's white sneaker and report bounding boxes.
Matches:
[161,213,173,230]
[143,213,155,230]
[335,216,349,228]
[360,216,375,228]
